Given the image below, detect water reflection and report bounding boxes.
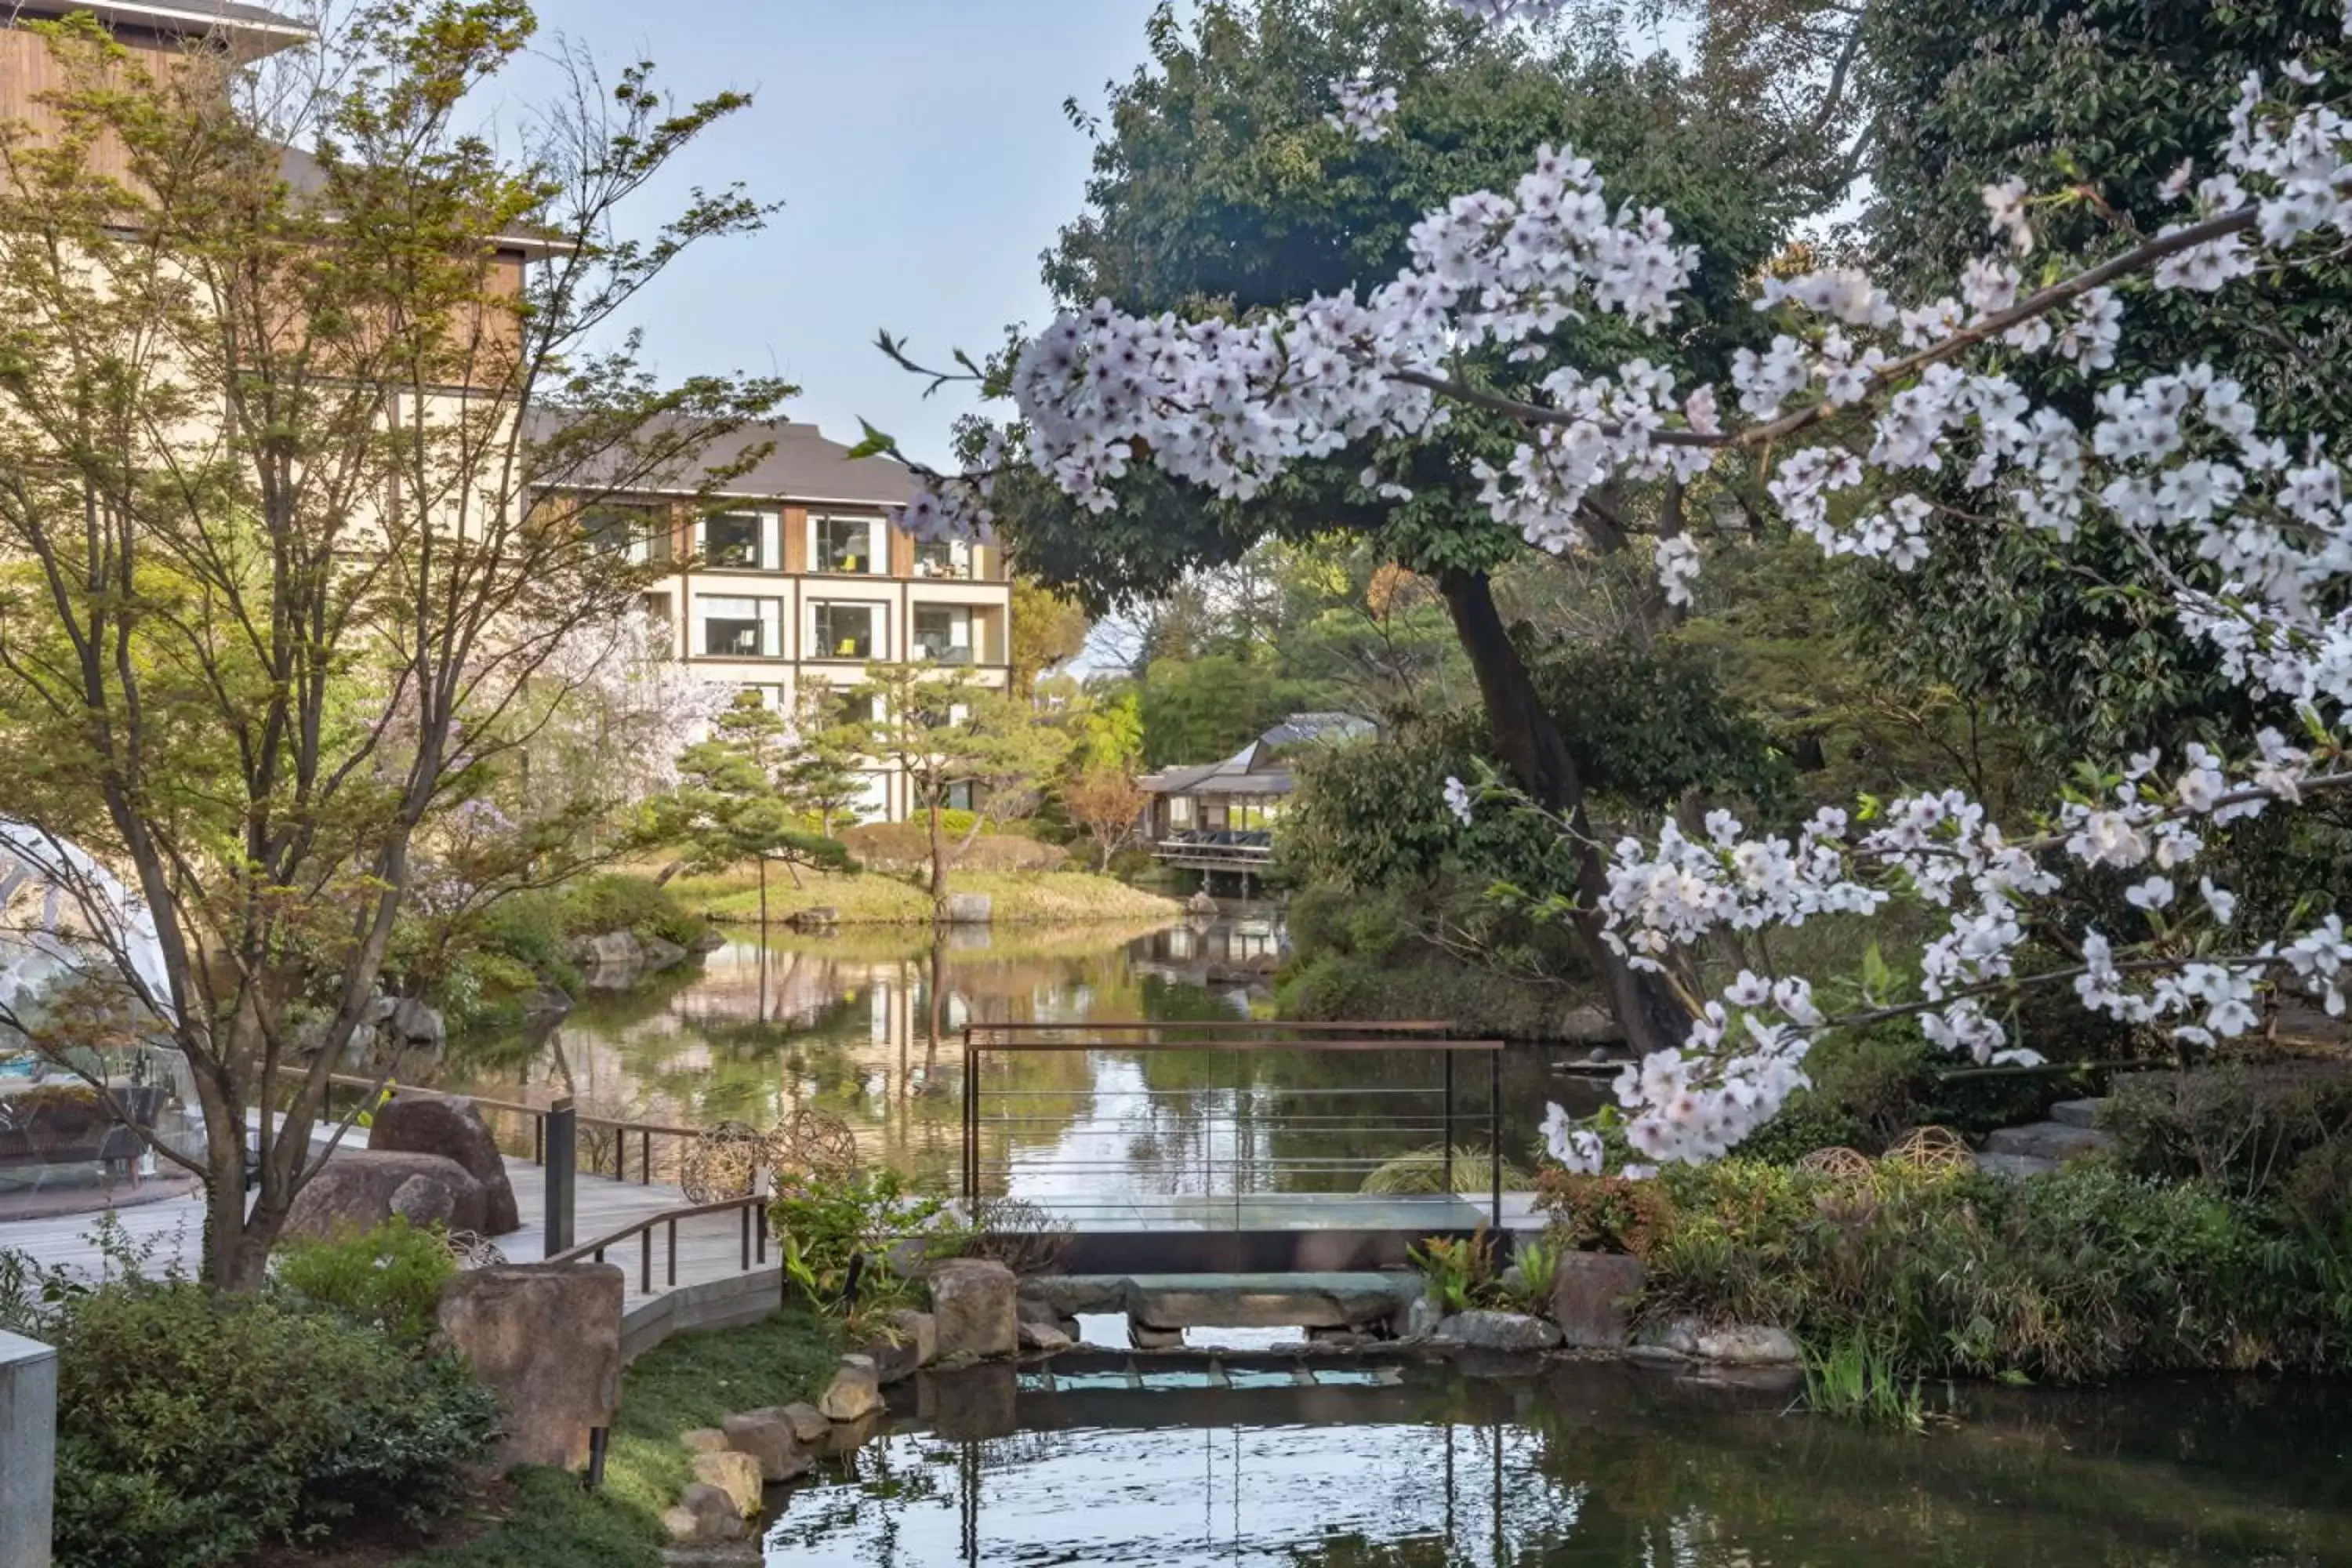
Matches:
[438,916,1570,1200]
[764,1363,2352,1566]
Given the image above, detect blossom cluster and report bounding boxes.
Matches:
[1327,76,1399,143]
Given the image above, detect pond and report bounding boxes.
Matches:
[434,915,1589,1205]
[768,1358,2352,1566]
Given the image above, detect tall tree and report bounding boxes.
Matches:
[0,4,782,1288]
[640,693,855,921]
[854,664,1070,913]
[944,0,1806,1051]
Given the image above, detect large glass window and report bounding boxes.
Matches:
[812,601,880,660]
[912,604,973,662]
[815,516,876,574]
[699,595,779,657]
[913,538,971,579]
[582,502,668,561]
[701,510,764,568]
[1167,796,1195,829]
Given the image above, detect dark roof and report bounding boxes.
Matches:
[14,2,310,42]
[1139,712,1376,797]
[528,412,917,510]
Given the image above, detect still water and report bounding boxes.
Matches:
[768,1359,2352,1566]
[437,916,1574,1202]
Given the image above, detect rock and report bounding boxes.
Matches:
[640,936,689,973]
[571,931,642,968]
[864,1331,920,1387]
[888,1308,938,1368]
[680,1428,729,1455]
[1551,1251,1646,1351]
[1307,1326,1378,1348]
[1693,1323,1801,1366]
[923,1363,1018,1440]
[1975,1150,2060,1179]
[367,1094,521,1236]
[1403,1296,1444,1339]
[818,1354,882,1421]
[1128,1321,1186,1350]
[1014,1276,1127,1316]
[1018,1319,1073,1353]
[782,1403,830,1445]
[691,1450,764,1518]
[793,906,840,929]
[1557,1004,1625,1045]
[384,996,447,1055]
[1128,1274,1406,1331]
[928,1258,1018,1360]
[285,1149,487,1240]
[1632,1317,1703,1359]
[690,926,728,953]
[2049,1098,2107,1130]
[721,1409,813,1483]
[434,1261,623,1470]
[666,1484,746,1544]
[944,891,993,925]
[521,984,573,1021]
[1184,891,1218,916]
[1435,1311,1563,1352]
[1984,1121,2114,1163]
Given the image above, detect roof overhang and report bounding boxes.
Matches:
[21,2,314,53]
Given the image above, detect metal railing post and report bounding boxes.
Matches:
[1442,1052,1456,1195]
[1489,1047,1502,1232]
[961,1025,976,1202]
[544,1097,576,1258]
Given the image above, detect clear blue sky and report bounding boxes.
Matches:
[507,2,1164,468]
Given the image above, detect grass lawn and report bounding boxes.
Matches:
[395,1307,838,1568]
[671,864,1181,926]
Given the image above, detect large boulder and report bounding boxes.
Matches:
[928,1258,1017,1360]
[889,1308,938,1369]
[723,1408,814,1483]
[1435,1310,1562,1352]
[434,1261,624,1471]
[1633,1316,1801,1367]
[367,1094,521,1236]
[818,1355,883,1421]
[665,1483,746,1544]
[1551,1252,1646,1351]
[943,892,993,925]
[284,1150,487,1240]
[639,935,690,973]
[691,1450,764,1518]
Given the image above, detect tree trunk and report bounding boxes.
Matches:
[927,798,949,915]
[758,856,768,930]
[1437,569,1693,1058]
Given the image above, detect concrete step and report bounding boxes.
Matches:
[2049,1098,2108,1130]
[1974,1150,2062,1179]
[1985,1122,2114,1163]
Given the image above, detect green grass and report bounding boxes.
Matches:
[398,1307,837,1567]
[671,865,1181,926]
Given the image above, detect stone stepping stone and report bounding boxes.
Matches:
[1985,1121,2114,1162]
[2049,1098,2107,1129]
[1974,1150,2061,1179]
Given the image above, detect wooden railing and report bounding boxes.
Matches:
[546,1195,770,1296]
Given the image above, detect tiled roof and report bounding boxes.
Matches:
[528,412,917,509]
[15,2,310,38]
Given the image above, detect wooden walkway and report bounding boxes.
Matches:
[0,1119,743,1311]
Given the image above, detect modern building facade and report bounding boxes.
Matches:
[534,416,1015,823]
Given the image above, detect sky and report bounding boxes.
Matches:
[500,1,1167,469]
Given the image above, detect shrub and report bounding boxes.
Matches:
[771,1167,948,1319]
[1639,1160,2336,1382]
[274,1218,456,1349]
[2104,1064,2352,1199]
[51,1280,497,1568]
[1407,1230,1496,1316]
[557,873,703,949]
[1535,1169,1679,1256]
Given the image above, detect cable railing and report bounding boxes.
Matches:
[960,1022,1510,1234]
[546,1194,771,1297]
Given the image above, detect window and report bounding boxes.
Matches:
[913,538,971,579]
[945,781,977,811]
[701,510,766,569]
[582,503,668,562]
[698,594,781,658]
[812,601,880,660]
[815,515,876,574]
[1167,796,1195,829]
[912,604,973,663]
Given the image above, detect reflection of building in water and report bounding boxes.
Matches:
[1131,916,1287,992]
